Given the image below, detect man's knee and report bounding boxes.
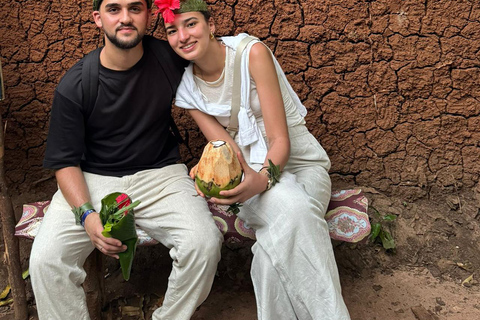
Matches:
[197,227,222,259]
[29,242,60,290]
[30,239,56,273]
[29,245,43,275]
[182,226,222,265]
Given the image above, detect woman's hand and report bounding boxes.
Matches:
[211,152,268,205]
[189,164,198,180]
[189,163,206,197]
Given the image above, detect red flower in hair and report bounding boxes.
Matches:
[154,0,181,23]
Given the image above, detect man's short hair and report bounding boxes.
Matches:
[93,0,152,11]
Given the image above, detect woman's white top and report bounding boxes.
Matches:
[175,33,307,163]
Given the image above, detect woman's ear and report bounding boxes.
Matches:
[208,18,215,35]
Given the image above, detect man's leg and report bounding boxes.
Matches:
[30,173,123,320]
[128,164,223,320]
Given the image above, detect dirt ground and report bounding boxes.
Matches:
[1,187,479,320]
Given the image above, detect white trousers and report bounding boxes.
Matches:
[30,164,223,320]
[238,125,351,320]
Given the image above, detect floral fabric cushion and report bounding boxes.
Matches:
[326,189,370,242]
[14,189,370,244]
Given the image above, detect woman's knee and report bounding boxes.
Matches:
[267,191,325,234]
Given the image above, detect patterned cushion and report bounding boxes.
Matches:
[14,201,50,240]
[326,189,370,242]
[14,189,370,244]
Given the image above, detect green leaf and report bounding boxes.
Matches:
[179,0,208,13]
[102,222,113,237]
[118,237,138,281]
[383,214,397,221]
[379,229,396,250]
[267,159,281,186]
[112,200,140,220]
[99,192,123,225]
[227,203,243,215]
[369,223,381,242]
[99,193,140,281]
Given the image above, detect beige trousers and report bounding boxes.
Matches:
[238,125,351,320]
[30,164,223,320]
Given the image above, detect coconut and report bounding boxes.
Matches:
[195,140,243,198]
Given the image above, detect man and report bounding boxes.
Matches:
[29,0,222,319]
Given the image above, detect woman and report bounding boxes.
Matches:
[156,0,351,319]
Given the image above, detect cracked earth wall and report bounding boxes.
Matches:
[1,0,479,201]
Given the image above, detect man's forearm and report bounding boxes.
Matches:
[55,166,125,256]
[55,166,93,209]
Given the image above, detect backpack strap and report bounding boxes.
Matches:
[81,47,102,120]
[226,36,258,138]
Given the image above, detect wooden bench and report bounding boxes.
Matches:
[14,189,370,319]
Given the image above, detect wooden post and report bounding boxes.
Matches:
[0,115,28,319]
[83,250,105,320]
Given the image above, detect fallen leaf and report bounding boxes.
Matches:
[462,274,474,286]
[456,262,473,271]
[0,298,13,307]
[0,286,11,300]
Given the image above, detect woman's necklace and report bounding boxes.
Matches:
[194,63,225,85]
[194,64,206,81]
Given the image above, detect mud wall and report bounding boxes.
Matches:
[1,0,479,200]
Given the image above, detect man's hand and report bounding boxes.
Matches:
[84,212,126,259]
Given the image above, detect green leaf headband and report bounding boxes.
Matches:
[178,0,208,13]
[93,0,153,11]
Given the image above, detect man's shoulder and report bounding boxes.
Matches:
[143,35,189,69]
[56,58,84,94]
[143,35,172,54]
[143,35,170,47]
[56,48,102,93]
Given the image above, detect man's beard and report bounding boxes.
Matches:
[105,25,143,49]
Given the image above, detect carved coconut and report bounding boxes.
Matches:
[195,140,243,198]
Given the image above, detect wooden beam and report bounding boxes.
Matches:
[0,117,28,319]
[83,250,105,320]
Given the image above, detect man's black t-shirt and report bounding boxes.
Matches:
[44,39,188,177]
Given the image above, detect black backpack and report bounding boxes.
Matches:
[80,35,188,148]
